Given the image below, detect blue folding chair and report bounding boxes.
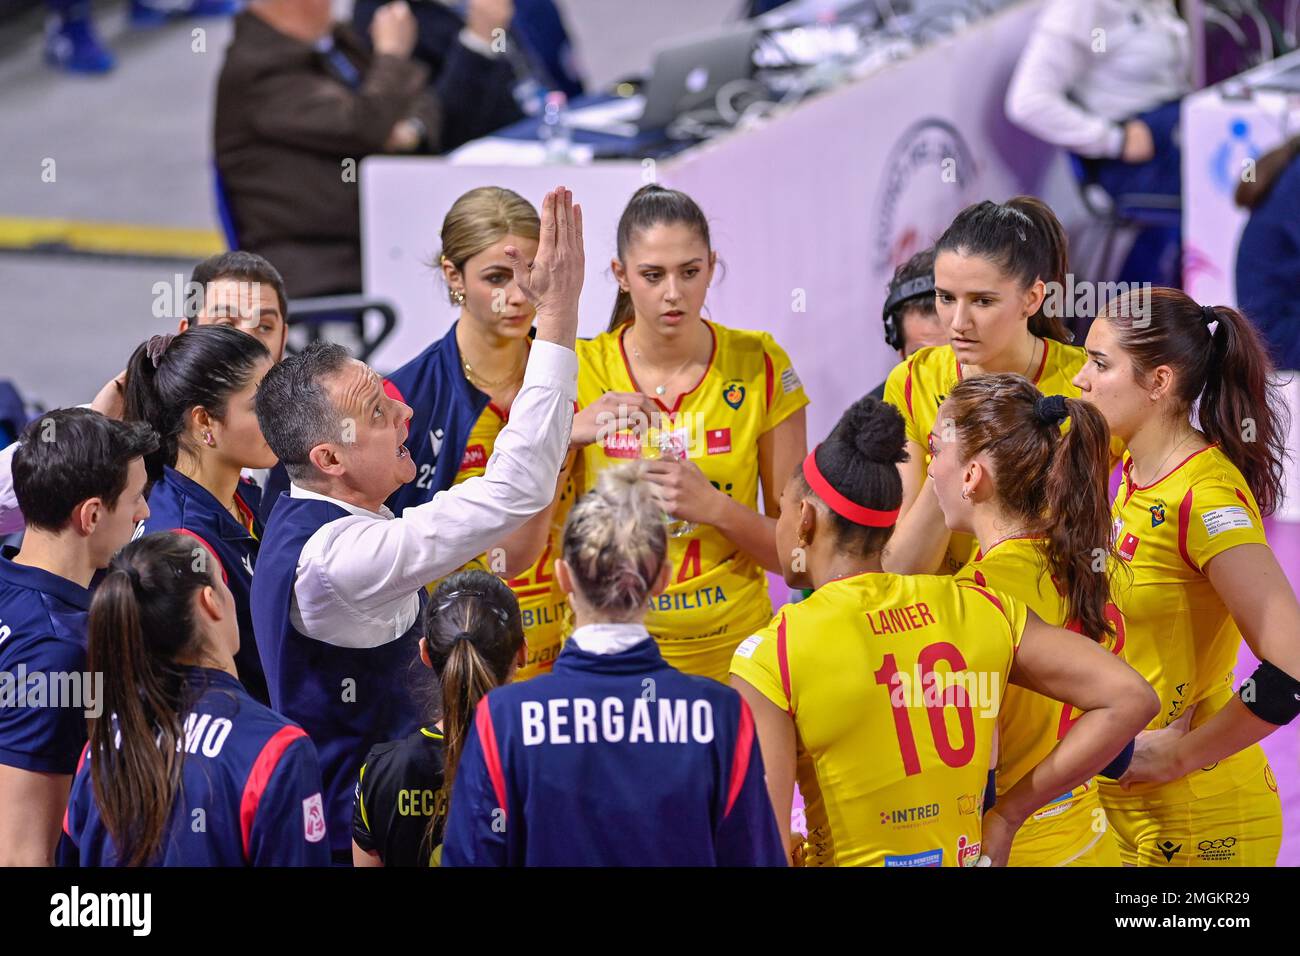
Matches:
[211,166,397,364]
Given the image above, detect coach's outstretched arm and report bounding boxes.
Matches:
[287,188,584,624]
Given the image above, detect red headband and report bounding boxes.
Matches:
[803,446,899,528]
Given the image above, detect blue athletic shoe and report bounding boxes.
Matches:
[130,0,240,26]
[44,14,116,73]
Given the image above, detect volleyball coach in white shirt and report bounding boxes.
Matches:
[249,187,584,861]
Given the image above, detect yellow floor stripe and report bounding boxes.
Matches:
[0,216,224,260]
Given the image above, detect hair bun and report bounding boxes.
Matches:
[831,396,907,465]
[1034,394,1069,427]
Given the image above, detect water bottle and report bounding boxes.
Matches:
[539,91,572,165]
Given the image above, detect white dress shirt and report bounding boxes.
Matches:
[0,442,21,536]
[289,339,577,649]
[1005,0,1191,159]
[567,621,655,656]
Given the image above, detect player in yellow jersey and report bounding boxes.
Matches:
[428,187,580,680]
[929,374,1129,866]
[882,198,1115,574]
[570,185,808,682]
[729,395,1157,866]
[1070,287,1300,866]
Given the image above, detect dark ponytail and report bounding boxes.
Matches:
[1235,135,1300,210]
[87,532,221,866]
[797,396,908,556]
[944,376,1114,640]
[608,184,713,332]
[934,196,1072,344]
[123,324,271,482]
[1102,288,1286,515]
[420,570,524,854]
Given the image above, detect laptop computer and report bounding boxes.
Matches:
[567,24,759,136]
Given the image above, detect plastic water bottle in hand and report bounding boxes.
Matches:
[656,431,697,538]
[540,91,572,165]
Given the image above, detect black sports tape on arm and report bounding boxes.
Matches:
[1240,660,1300,726]
[1098,739,1134,780]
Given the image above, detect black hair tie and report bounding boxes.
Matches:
[451,631,474,647]
[1200,304,1218,332]
[1034,394,1069,427]
[146,333,176,369]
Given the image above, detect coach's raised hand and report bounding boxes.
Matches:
[506,187,584,350]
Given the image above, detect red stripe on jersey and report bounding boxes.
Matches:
[63,741,93,837]
[382,378,404,402]
[239,725,308,861]
[764,351,774,411]
[1032,338,1049,384]
[776,614,793,716]
[172,528,229,584]
[960,583,1005,616]
[724,698,756,819]
[475,698,508,818]
[1177,488,1198,572]
[1234,488,1259,522]
[904,363,915,418]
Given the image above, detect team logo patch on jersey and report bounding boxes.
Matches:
[722,382,746,410]
[706,428,732,455]
[1201,505,1254,537]
[1117,532,1140,562]
[1157,839,1182,862]
[460,444,487,471]
[303,793,326,844]
[1149,500,1166,527]
[781,366,802,394]
[883,848,943,867]
[957,793,981,815]
[734,635,762,659]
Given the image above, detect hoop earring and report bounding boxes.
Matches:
[961,488,971,500]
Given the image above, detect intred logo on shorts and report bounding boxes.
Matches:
[602,432,643,460]
[460,444,487,471]
[303,793,326,843]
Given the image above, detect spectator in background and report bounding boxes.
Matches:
[868,247,945,400]
[1005,0,1190,285]
[1235,136,1300,373]
[351,0,585,147]
[44,0,236,74]
[215,0,443,298]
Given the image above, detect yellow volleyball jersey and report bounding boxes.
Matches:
[575,320,808,681]
[730,571,1026,867]
[1101,443,1270,804]
[957,538,1125,815]
[883,339,1115,574]
[452,402,575,681]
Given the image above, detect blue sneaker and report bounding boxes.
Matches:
[130,0,240,26]
[44,14,116,73]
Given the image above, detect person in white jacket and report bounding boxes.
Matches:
[1005,0,1190,282]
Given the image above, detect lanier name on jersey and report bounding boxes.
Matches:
[867,601,938,636]
[520,696,716,746]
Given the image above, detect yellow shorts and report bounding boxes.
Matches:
[1008,786,1121,867]
[1102,756,1282,867]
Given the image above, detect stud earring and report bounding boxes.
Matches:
[203,430,215,447]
